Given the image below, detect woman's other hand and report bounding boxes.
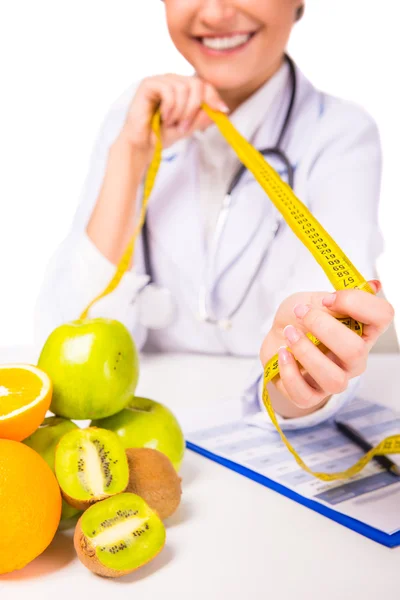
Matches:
[260,280,395,418]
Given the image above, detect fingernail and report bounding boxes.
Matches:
[322,293,336,308]
[284,325,301,344]
[369,280,381,293]
[278,346,291,365]
[293,304,311,319]
[219,103,230,113]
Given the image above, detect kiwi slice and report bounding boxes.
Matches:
[74,493,166,577]
[126,448,182,520]
[23,416,81,522]
[55,428,129,510]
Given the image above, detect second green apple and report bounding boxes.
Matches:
[92,397,185,471]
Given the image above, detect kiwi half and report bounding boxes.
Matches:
[55,428,129,510]
[74,493,166,577]
[126,448,182,520]
[23,416,81,521]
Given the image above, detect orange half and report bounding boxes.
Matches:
[0,364,52,441]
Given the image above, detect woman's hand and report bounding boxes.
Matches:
[260,280,395,418]
[119,73,229,169]
[87,73,228,266]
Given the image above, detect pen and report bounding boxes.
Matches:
[334,420,400,477]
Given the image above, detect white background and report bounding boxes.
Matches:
[0,0,399,348]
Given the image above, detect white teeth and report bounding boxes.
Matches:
[201,34,251,51]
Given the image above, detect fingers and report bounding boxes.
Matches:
[178,79,218,134]
[185,79,229,133]
[140,78,176,125]
[283,326,349,395]
[203,80,229,112]
[156,75,228,130]
[131,74,229,150]
[277,346,326,409]
[321,282,395,348]
[164,79,190,127]
[273,280,395,408]
[178,78,205,132]
[279,318,354,408]
[292,304,367,374]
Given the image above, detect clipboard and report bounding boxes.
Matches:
[185,397,400,548]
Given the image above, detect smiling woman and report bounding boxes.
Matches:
[35,0,394,432]
[164,0,303,108]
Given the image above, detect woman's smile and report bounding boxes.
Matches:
[164,0,300,104]
[193,31,258,57]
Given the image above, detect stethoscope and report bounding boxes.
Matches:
[139,54,297,331]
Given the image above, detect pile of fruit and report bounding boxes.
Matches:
[0,318,185,578]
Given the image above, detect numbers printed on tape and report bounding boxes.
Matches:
[82,105,399,481]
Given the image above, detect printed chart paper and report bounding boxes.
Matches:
[184,397,400,540]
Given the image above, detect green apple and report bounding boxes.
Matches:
[24,416,80,520]
[38,318,139,420]
[92,397,185,471]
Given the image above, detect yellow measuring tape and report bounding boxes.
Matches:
[81,105,400,482]
[80,112,163,320]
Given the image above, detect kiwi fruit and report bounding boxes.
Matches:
[74,492,166,577]
[24,416,81,521]
[125,448,182,520]
[55,427,129,510]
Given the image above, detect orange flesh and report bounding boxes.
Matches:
[0,368,43,416]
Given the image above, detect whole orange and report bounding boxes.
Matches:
[0,440,62,575]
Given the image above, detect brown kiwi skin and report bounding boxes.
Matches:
[125,448,182,520]
[74,517,165,578]
[62,489,126,512]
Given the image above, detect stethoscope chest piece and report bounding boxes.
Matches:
[137,283,176,329]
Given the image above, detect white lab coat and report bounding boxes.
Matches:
[35,63,382,430]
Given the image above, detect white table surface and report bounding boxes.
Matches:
[0,348,399,600]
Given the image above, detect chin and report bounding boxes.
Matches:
[194,64,256,94]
